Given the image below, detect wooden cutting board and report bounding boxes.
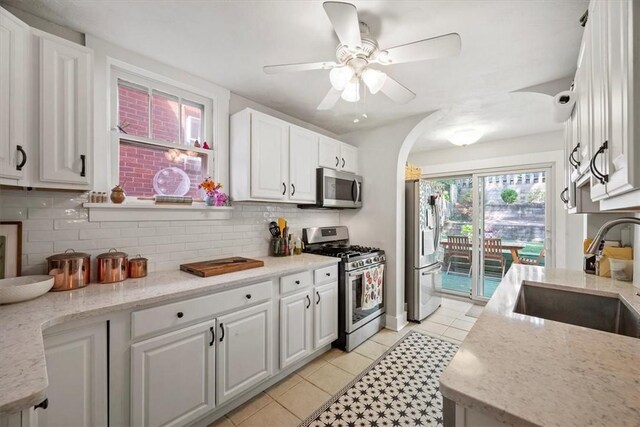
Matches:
[180,257,264,277]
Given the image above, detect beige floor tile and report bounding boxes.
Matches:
[399,322,417,333]
[330,351,373,375]
[426,313,457,326]
[237,402,299,427]
[441,299,473,313]
[354,340,389,360]
[320,347,346,362]
[296,356,327,379]
[442,326,469,341]
[451,318,475,332]
[458,315,478,323]
[265,374,303,399]
[435,307,465,318]
[368,329,402,347]
[226,392,273,425]
[415,320,448,335]
[275,380,331,420]
[306,363,355,394]
[207,416,234,427]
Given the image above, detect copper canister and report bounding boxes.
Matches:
[97,249,128,284]
[128,255,148,278]
[46,249,91,291]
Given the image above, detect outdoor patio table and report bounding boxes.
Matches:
[440,240,526,263]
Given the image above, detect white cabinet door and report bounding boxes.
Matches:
[340,143,358,174]
[131,320,216,427]
[318,136,341,170]
[39,35,92,186]
[36,322,108,427]
[289,127,318,203]
[250,112,289,200]
[313,282,338,349]
[575,27,592,178]
[280,289,312,369]
[217,301,272,405]
[0,7,27,181]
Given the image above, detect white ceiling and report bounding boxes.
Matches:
[2,0,587,135]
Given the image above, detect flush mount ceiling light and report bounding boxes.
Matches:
[448,129,483,146]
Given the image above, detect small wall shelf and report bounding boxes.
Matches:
[83,202,234,222]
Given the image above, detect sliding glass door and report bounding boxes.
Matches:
[426,167,551,301]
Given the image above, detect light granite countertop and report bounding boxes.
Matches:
[0,254,339,415]
[439,264,640,427]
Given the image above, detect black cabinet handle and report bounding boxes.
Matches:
[295,280,300,285]
[291,183,295,196]
[16,145,27,171]
[219,323,225,342]
[342,158,345,168]
[335,156,339,167]
[316,291,320,305]
[246,294,252,299]
[568,143,580,169]
[306,295,311,309]
[177,312,184,318]
[34,398,48,410]
[560,188,568,204]
[590,141,609,184]
[80,154,86,177]
[282,182,286,195]
[209,326,215,346]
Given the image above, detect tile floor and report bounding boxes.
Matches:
[209,296,481,427]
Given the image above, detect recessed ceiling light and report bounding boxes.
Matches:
[448,129,483,146]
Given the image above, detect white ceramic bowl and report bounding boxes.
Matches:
[0,276,55,304]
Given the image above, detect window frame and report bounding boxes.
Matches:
[109,67,215,196]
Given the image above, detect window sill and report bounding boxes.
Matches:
[84,202,234,222]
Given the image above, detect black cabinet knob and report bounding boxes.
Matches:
[177,312,184,318]
[246,294,252,299]
[295,280,300,285]
[325,272,330,276]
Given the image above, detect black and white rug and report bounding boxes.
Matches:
[299,331,459,427]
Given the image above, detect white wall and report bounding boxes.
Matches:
[408,131,584,270]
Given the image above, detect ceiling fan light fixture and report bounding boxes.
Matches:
[362,68,387,94]
[329,66,355,91]
[448,129,483,146]
[341,79,360,102]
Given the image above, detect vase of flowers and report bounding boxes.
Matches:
[198,178,230,207]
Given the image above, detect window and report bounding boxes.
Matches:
[113,70,212,197]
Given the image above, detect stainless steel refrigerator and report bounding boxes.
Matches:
[405,180,443,322]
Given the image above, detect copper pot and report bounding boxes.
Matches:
[97,249,128,284]
[128,255,148,278]
[47,249,91,291]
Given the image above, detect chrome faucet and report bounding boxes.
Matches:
[584,217,640,274]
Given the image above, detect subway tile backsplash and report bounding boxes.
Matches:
[1,188,340,278]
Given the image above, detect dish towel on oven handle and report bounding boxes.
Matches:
[361,264,384,310]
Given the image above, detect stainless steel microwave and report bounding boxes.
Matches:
[315,168,362,209]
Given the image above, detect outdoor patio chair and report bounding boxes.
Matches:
[519,249,545,266]
[484,238,506,277]
[446,235,472,277]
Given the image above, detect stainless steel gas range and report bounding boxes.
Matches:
[302,226,386,352]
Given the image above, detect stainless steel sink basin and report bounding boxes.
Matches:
[513,283,640,339]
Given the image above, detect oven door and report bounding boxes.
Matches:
[346,263,385,333]
[318,168,362,208]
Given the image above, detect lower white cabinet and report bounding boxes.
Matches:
[217,301,272,405]
[280,289,313,369]
[313,282,339,349]
[36,322,108,427]
[130,320,216,427]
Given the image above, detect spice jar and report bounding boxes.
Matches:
[110,185,126,204]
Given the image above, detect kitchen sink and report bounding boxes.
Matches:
[513,283,640,339]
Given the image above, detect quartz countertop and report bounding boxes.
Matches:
[0,254,339,415]
[439,265,640,427]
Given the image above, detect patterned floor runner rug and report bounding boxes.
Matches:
[299,331,459,427]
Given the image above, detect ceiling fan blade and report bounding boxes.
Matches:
[323,1,362,50]
[317,88,342,110]
[264,61,337,74]
[377,33,461,65]
[380,76,416,104]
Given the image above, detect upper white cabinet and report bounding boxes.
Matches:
[38,33,92,187]
[318,136,358,173]
[0,7,28,183]
[231,108,356,204]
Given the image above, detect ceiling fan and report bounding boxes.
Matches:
[263,1,461,111]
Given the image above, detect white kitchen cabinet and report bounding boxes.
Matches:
[131,320,216,427]
[313,281,339,349]
[318,136,358,173]
[340,143,358,174]
[35,322,108,427]
[249,112,289,200]
[216,301,272,405]
[38,33,93,187]
[0,7,28,183]
[289,126,318,202]
[279,289,313,369]
[574,21,592,178]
